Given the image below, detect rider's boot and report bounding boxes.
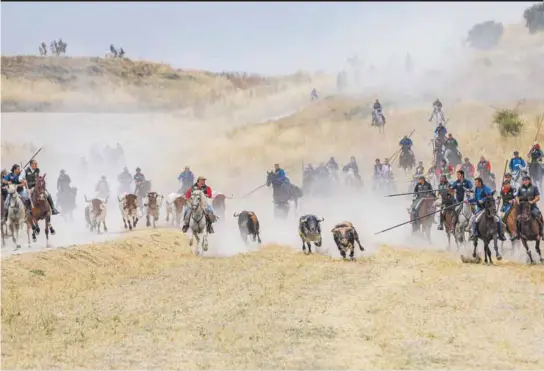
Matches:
[437,211,444,230]
[206,216,214,234]
[496,219,506,241]
[469,218,478,241]
[46,193,60,215]
[181,211,190,233]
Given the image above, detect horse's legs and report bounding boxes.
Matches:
[534,240,544,263]
[521,239,534,264]
[146,214,151,227]
[103,221,108,232]
[483,240,492,264]
[472,239,478,258]
[26,221,32,247]
[45,218,50,247]
[202,233,208,252]
[493,235,501,260]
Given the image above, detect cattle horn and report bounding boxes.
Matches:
[318,217,324,222]
[84,194,89,202]
[233,212,240,217]
[117,196,121,203]
[105,195,109,203]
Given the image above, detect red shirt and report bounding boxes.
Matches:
[436,165,454,176]
[185,184,212,199]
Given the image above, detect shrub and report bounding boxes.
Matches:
[523,3,544,34]
[466,21,504,50]
[493,109,524,138]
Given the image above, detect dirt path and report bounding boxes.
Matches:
[2,229,543,369]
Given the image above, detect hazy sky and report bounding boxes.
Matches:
[1,2,535,74]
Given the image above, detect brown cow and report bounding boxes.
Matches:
[233,211,261,244]
[331,221,364,261]
[84,195,108,234]
[212,193,227,222]
[165,192,186,227]
[144,191,163,228]
[118,193,139,230]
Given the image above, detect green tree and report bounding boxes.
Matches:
[523,3,544,34]
[466,21,504,50]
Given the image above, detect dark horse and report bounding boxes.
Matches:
[28,175,55,245]
[472,196,502,264]
[442,189,461,250]
[399,148,416,174]
[266,171,303,219]
[135,180,152,215]
[517,201,544,264]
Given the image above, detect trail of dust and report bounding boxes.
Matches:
[2,229,543,369]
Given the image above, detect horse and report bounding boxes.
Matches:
[429,107,445,126]
[5,185,31,249]
[517,201,544,264]
[135,180,152,215]
[266,172,303,219]
[1,190,7,247]
[445,149,463,168]
[28,175,55,246]
[528,160,543,190]
[371,109,385,134]
[500,201,518,254]
[57,186,77,222]
[441,190,461,250]
[187,189,209,256]
[472,196,502,264]
[399,149,416,174]
[454,199,473,245]
[212,193,227,222]
[410,197,436,242]
[432,137,445,165]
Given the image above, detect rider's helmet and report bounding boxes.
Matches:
[136,167,141,172]
[505,172,512,178]
[523,175,531,181]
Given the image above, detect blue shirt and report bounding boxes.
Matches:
[134,173,145,182]
[509,157,526,172]
[449,179,473,202]
[178,171,194,184]
[435,126,447,136]
[399,138,413,148]
[468,185,493,211]
[3,173,22,184]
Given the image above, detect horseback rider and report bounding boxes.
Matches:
[428,160,437,177]
[410,176,434,221]
[467,177,506,241]
[434,123,447,140]
[110,44,118,57]
[133,167,146,193]
[182,176,215,234]
[372,99,385,124]
[499,179,518,240]
[310,88,318,100]
[2,165,30,222]
[437,175,453,231]
[57,169,72,194]
[273,163,290,184]
[95,175,110,200]
[382,158,393,179]
[22,160,59,215]
[415,161,424,177]
[437,159,454,180]
[178,166,195,193]
[528,142,543,163]
[443,133,459,161]
[477,156,493,178]
[326,157,339,172]
[461,157,475,181]
[516,175,544,240]
[117,167,132,194]
[503,172,518,192]
[509,151,527,179]
[433,98,443,110]
[343,157,362,181]
[399,135,414,158]
[316,163,329,180]
[449,169,473,203]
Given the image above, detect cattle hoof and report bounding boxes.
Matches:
[50,228,56,235]
[15,245,21,249]
[350,257,356,261]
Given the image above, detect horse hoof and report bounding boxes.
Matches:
[32,238,37,242]
[203,245,208,252]
[497,255,502,261]
[50,228,56,235]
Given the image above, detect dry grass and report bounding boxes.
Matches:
[2,229,543,369]
[1,56,329,114]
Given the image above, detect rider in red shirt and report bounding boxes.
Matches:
[183,176,214,233]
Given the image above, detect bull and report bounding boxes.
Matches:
[298,214,324,254]
[144,191,163,228]
[165,193,186,227]
[233,211,261,245]
[118,193,139,230]
[84,195,108,234]
[331,221,365,261]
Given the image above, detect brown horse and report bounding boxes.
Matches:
[501,202,519,253]
[212,193,227,222]
[410,197,436,242]
[28,174,55,245]
[442,189,460,250]
[518,201,544,264]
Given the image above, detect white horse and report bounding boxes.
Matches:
[454,198,473,245]
[5,185,31,249]
[429,107,445,127]
[372,108,386,133]
[186,189,209,256]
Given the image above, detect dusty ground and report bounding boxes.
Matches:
[2,229,543,369]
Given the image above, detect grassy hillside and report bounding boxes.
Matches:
[1,56,324,113]
[2,229,543,369]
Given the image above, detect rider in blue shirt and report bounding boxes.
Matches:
[2,164,28,221]
[449,169,473,202]
[178,166,195,192]
[467,177,506,241]
[509,151,526,176]
[434,123,447,139]
[274,164,290,184]
[399,136,413,151]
